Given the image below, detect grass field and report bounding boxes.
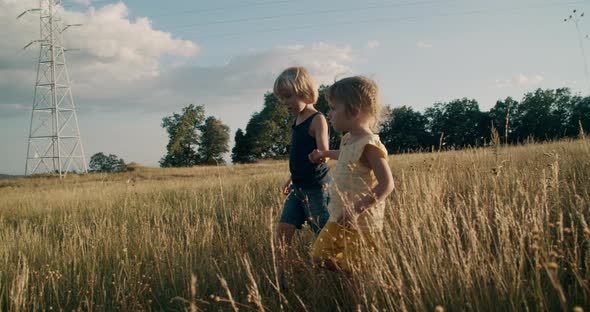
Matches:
[1,139,589,311]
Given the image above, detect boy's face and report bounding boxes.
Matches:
[280,93,307,116]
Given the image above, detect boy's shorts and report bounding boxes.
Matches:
[311,222,379,272]
[279,184,329,234]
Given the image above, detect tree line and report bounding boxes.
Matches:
[232,87,589,162]
[89,86,590,171]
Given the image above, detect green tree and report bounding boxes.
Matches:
[424,98,489,148]
[380,105,431,153]
[160,104,205,167]
[568,95,590,136]
[488,97,519,144]
[512,88,573,141]
[315,85,342,149]
[198,116,230,165]
[231,128,255,163]
[89,152,126,173]
[239,92,291,161]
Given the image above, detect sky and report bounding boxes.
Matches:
[0,0,588,174]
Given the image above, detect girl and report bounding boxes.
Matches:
[309,75,394,272]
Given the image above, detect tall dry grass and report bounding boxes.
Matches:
[0,139,589,311]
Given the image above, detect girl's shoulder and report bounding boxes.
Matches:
[365,134,388,158]
[342,132,377,147]
[364,134,389,159]
[352,134,388,159]
[339,133,387,163]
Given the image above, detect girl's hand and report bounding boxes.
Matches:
[337,210,355,228]
[353,201,364,214]
[308,149,326,164]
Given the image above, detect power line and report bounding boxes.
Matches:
[60,0,296,19]
[166,0,456,31]
[9,1,586,48]
[61,0,117,10]
[180,0,584,40]
[149,0,293,19]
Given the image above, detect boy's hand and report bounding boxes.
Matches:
[282,180,292,196]
[308,149,326,164]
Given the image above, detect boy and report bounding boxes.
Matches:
[273,67,331,290]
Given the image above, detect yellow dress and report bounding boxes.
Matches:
[312,133,389,271]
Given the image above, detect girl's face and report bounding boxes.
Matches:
[280,93,307,116]
[327,99,352,132]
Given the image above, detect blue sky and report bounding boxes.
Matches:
[0,0,588,174]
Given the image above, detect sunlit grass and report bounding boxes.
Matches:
[1,139,589,311]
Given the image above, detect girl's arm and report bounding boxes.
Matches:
[322,150,340,160]
[353,145,394,213]
[309,149,340,163]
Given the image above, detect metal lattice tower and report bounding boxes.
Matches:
[20,0,87,177]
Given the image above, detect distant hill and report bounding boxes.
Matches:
[0,174,21,180]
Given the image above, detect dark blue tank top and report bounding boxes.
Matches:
[290,112,330,189]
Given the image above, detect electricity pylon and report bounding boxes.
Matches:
[19,0,87,177]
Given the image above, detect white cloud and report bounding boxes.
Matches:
[2,1,200,66]
[367,40,380,49]
[0,0,199,110]
[0,0,358,171]
[123,42,355,114]
[561,80,578,86]
[416,41,433,49]
[0,0,355,114]
[47,42,355,111]
[62,3,199,81]
[494,74,544,88]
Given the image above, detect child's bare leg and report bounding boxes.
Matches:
[276,223,296,263]
[276,223,297,290]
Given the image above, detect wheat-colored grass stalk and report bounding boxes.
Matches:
[0,140,589,310]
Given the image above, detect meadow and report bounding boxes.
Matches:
[1,139,589,311]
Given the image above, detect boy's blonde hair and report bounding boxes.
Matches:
[273,67,319,104]
[326,76,383,131]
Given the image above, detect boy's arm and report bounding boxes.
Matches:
[308,113,338,163]
[282,178,292,196]
[311,113,329,152]
[353,145,394,213]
